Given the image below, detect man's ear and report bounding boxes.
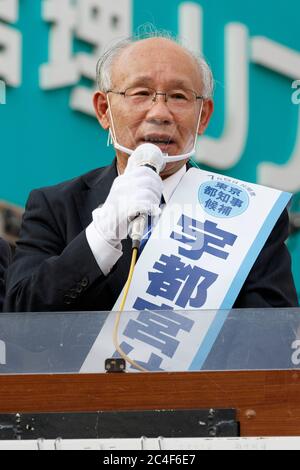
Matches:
[93,91,110,130]
[198,99,214,135]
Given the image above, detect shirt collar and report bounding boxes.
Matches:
[162,165,187,203]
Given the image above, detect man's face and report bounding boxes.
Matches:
[94,38,213,179]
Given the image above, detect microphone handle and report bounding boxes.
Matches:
[130,163,158,248]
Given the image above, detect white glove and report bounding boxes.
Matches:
[86,144,164,275]
[92,165,163,245]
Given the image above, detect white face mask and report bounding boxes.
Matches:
[106,95,204,164]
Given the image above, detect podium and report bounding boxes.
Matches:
[0,308,300,440]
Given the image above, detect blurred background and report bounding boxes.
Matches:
[0,0,299,300]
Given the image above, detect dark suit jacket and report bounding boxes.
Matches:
[4,160,299,312]
[0,238,11,311]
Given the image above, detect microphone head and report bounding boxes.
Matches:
[126,143,165,173]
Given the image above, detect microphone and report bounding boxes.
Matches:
[128,143,165,248]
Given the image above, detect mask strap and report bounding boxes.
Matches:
[161,100,204,162]
[106,96,204,162]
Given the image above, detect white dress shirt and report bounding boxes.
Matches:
[86,165,187,276]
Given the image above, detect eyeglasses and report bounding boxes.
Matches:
[107,86,204,112]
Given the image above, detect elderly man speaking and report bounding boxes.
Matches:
[4,33,298,313]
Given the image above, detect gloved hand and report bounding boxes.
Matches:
[91,165,163,247]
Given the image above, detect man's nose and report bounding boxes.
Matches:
[145,93,173,123]
[152,92,168,103]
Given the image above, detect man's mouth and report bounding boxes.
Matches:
[142,135,176,147]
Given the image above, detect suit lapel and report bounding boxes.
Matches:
[74,159,133,278]
[74,160,118,230]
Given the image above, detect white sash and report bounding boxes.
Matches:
[81,168,292,372]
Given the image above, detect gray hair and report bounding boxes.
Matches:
[96,26,214,99]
